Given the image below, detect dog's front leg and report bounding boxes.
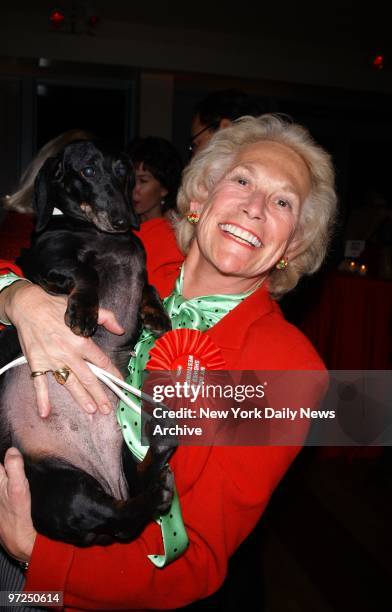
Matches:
[140,284,171,337]
[37,262,99,337]
[19,246,100,337]
[61,264,100,337]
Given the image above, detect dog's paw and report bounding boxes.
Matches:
[141,306,172,338]
[65,298,99,337]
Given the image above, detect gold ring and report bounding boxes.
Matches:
[53,367,71,385]
[31,370,51,378]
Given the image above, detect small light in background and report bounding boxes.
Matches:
[372,54,384,70]
[49,8,66,27]
[38,58,51,68]
[359,264,368,276]
[87,14,100,27]
[48,3,101,34]
[37,84,48,97]
[85,1,100,29]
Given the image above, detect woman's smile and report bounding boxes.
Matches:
[218,222,263,248]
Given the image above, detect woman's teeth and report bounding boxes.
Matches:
[219,223,262,247]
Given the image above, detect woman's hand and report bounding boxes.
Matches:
[0,448,36,563]
[3,282,125,417]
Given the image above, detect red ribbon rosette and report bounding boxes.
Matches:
[144,330,231,444]
[147,328,226,375]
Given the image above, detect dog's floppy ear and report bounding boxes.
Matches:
[33,156,63,233]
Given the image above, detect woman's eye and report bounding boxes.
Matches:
[81,166,95,178]
[276,198,290,208]
[237,177,249,186]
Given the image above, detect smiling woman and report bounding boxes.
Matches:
[184,141,310,294]
[0,114,337,610]
[177,114,336,298]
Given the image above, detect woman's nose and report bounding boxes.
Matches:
[243,191,267,221]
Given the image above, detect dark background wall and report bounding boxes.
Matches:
[1,1,391,242]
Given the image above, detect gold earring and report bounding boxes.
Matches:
[186,211,199,224]
[276,257,289,270]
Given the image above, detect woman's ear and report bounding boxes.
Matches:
[160,187,169,199]
[285,236,304,262]
[189,200,204,214]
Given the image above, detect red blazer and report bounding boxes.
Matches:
[1,221,325,610]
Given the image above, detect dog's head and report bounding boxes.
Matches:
[33,140,139,233]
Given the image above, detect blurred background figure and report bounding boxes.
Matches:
[189,88,264,156]
[0,128,93,261]
[127,136,183,224]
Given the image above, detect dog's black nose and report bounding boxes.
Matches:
[111,218,128,230]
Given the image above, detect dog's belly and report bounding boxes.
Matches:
[2,367,128,500]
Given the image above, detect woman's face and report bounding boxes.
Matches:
[132,163,168,223]
[191,140,311,289]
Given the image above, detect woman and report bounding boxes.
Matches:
[129,137,185,296]
[0,115,336,609]
[128,136,183,223]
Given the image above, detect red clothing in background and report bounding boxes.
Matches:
[0,212,34,262]
[0,260,23,277]
[135,217,184,298]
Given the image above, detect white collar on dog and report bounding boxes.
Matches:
[52,207,63,216]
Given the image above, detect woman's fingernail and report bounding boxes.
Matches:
[101,403,111,414]
[86,403,97,414]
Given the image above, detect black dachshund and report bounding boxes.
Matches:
[0,140,174,547]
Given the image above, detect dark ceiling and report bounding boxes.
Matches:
[3,1,390,57]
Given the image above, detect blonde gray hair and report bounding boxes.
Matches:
[176,114,337,298]
[3,129,93,214]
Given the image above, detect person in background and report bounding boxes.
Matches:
[0,129,93,261]
[128,136,183,224]
[189,88,264,156]
[128,136,185,294]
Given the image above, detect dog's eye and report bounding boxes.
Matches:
[81,166,95,178]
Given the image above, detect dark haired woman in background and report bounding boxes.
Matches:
[128,136,183,223]
[129,137,185,295]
